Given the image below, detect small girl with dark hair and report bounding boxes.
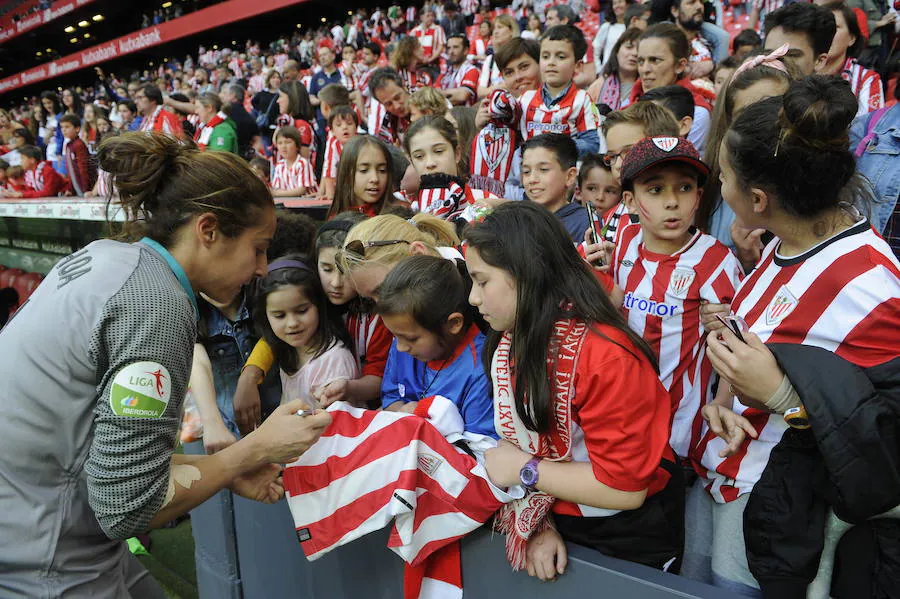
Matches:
[688,75,900,595]
[237,213,392,415]
[404,116,497,222]
[253,255,358,410]
[465,201,683,579]
[376,254,494,437]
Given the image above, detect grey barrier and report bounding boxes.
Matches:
[185,448,735,599]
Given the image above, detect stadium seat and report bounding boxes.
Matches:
[0,268,25,290]
[13,272,44,305]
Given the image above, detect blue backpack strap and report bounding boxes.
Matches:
[854,106,890,157]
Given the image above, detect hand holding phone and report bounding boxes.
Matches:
[715,314,748,343]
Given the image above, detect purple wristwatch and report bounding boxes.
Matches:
[519,456,541,492]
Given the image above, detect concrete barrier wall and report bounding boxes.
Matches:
[186,463,733,599]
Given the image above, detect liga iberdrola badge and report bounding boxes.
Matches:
[110,362,172,418]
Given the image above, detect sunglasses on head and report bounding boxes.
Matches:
[335,239,410,274]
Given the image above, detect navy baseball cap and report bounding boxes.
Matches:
[620,136,709,189]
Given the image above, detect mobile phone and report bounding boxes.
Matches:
[715,314,748,343]
[585,202,605,246]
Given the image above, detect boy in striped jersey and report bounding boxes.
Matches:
[519,25,601,157]
[611,137,743,461]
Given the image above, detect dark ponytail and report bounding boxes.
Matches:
[97,131,273,246]
[724,75,862,219]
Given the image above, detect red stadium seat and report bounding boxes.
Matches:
[0,268,25,290]
[13,272,44,305]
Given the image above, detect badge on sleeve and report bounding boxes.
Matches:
[110,362,172,418]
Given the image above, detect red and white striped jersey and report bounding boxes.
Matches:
[400,68,433,94]
[692,221,900,503]
[518,85,599,141]
[139,106,183,137]
[841,58,884,116]
[612,225,743,458]
[689,37,712,64]
[322,133,343,179]
[345,311,393,378]
[283,402,510,565]
[412,24,446,60]
[248,73,266,94]
[358,66,375,99]
[460,0,479,15]
[271,156,318,193]
[439,63,480,105]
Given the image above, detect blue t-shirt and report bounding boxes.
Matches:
[309,68,343,130]
[381,325,496,438]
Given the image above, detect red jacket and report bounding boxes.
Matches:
[64,137,97,196]
[22,161,70,198]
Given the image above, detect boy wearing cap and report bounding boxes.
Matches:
[609,136,743,461]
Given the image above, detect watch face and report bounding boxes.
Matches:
[521,464,538,485]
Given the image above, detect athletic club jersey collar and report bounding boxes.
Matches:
[638,227,702,263]
[139,236,199,320]
[773,218,870,268]
[540,82,576,107]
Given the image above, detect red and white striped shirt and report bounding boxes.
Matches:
[139,106,183,137]
[692,221,900,503]
[439,63,480,105]
[841,58,884,116]
[519,84,599,141]
[400,68,433,94]
[248,73,266,94]
[358,67,376,99]
[322,133,343,179]
[412,24,446,60]
[612,225,743,458]
[271,156,318,193]
[460,0,479,15]
[345,312,393,378]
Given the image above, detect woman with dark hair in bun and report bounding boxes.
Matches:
[0,132,331,598]
[685,76,900,595]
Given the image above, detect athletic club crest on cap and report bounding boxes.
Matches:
[668,268,696,299]
[766,285,798,326]
[653,137,679,152]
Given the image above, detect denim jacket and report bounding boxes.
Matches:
[850,104,900,234]
[201,294,281,435]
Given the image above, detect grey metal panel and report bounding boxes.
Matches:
[248,523,734,599]
[184,441,242,599]
[232,495,315,597]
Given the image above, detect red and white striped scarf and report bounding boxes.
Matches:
[193,111,227,150]
[492,317,588,569]
[413,175,474,221]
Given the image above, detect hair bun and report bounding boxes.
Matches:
[779,75,857,152]
[96,131,196,219]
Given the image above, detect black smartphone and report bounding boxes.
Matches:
[715,314,747,343]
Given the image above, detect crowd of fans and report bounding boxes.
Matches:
[0,0,898,597]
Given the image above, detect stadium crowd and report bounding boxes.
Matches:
[0,0,898,597]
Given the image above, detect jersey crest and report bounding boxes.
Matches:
[478,128,511,173]
[765,285,798,326]
[668,267,696,299]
